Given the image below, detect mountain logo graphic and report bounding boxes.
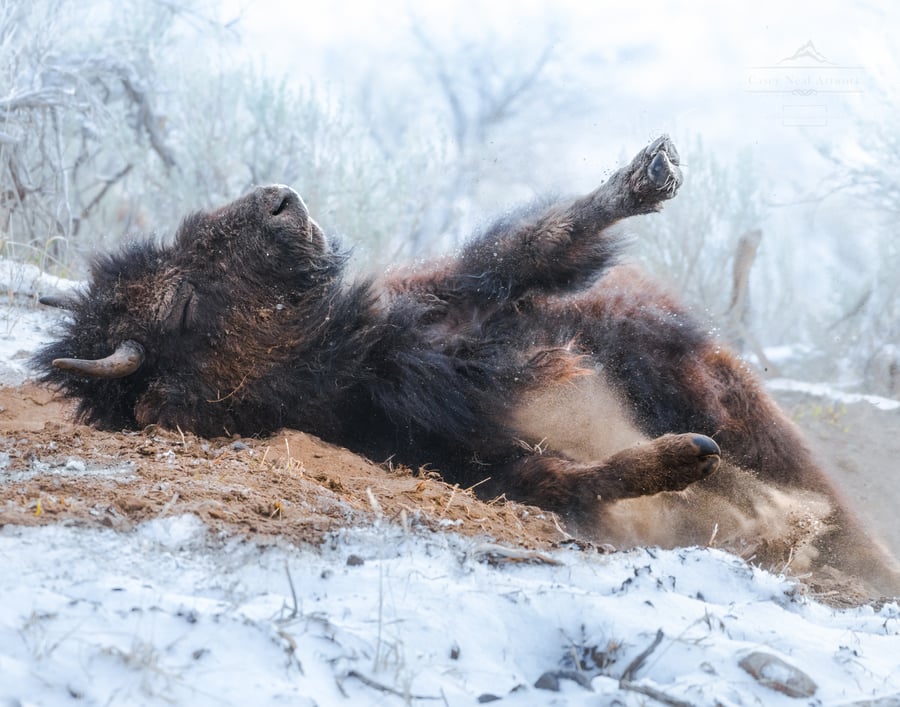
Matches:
[778,41,835,65]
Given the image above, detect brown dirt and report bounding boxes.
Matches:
[2,381,898,607]
[771,389,900,560]
[0,383,564,549]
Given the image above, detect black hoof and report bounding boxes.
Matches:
[690,434,721,477]
[691,434,720,458]
[627,136,683,210]
[649,135,680,165]
[647,151,674,187]
[646,137,682,195]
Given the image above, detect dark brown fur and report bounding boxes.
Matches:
[33,137,900,596]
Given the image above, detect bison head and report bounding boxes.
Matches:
[34,185,344,434]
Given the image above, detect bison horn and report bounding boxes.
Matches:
[52,340,145,379]
[39,294,75,309]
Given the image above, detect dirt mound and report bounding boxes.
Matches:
[0,383,563,550]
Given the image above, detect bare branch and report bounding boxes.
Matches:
[619,630,694,707]
[119,72,177,170]
[480,43,554,129]
[409,18,468,150]
[80,163,134,221]
[0,87,75,112]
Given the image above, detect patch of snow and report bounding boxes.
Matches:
[0,277,76,386]
[0,304,68,386]
[0,456,136,484]
[136,514,209,549]
[0,257,83,384]
[768,378,900,412]
[1,520,899,705]
[762,344,815,365]
[0,257,81,299]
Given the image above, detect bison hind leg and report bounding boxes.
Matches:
[500,432,720,520]
[603,433,721,499]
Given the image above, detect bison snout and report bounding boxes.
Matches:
[259,185,326,248]
[262,185,306,218]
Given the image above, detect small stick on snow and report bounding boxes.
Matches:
[344,670,442,701]
[472,543,562,566]
[552,515,575,541]
[283,559,299,621]
[619,629,693,707]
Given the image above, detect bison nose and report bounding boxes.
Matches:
[263,185,305,218]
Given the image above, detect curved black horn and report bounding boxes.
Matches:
[39,294,75,309]
[52,340,145,379]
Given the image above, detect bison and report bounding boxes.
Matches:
[34,136,900,596]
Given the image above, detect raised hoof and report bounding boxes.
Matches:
[628,135,683,209]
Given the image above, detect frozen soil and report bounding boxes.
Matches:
[2,379,898,606]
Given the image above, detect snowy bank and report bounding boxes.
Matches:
[2,518,900,706]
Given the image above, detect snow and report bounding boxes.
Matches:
[3,519,900,706]
[0,258,80,301]
[768,378,900,412]
[0,258,80,386]
[2,260,900,706]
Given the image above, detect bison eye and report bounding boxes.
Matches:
[160,280,198,333]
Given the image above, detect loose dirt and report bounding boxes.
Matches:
[0,383,564,550]
[773,390,900,558]
[2,381,898,606]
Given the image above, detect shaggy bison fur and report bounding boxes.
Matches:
[34,136,900,595]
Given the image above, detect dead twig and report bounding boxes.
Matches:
[343,670,442,701]
[619,629,694,707]
[439,484,458,518]
[79,163,133,222]
[283,559,299,621]
[157,492,179,518]
[706,522,718,547]
[552,515,575,542]
[619,629,664,684]
[471,543,562,566]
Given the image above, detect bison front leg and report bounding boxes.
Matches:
[453,136,683,301]
[500,433,720,521]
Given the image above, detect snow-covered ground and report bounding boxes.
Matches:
[3,518,900,706]
[2,258,900,706]
[0,260,80,386]
[767,378,900,413]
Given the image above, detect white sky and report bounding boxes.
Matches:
[215,0,896,199]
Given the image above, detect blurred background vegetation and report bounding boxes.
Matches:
[0,0,897,395]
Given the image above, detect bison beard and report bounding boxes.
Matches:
[33,137,900,596]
